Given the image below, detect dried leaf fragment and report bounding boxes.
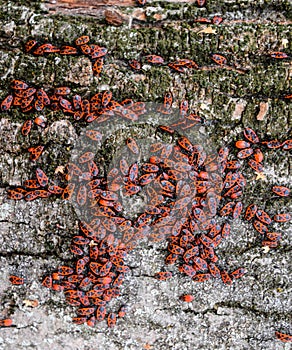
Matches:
[256,101,269,121]
[23,299,39,308]
[198,27,217,34]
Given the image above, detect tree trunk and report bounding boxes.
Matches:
[0,1,291,349]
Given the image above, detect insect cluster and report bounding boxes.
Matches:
[0,31,291,342]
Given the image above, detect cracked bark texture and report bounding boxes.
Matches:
[0,1,291,349]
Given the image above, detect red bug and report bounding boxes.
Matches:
[34,99,44,112]
[55,86,71,96]
[235,140,250,149]
[180,100,189,116]
[72,235,90,245]
[90,45,107,59]
[58,266,74,276]
[36,89,51,106]
[272,185,290,197]
[224,172,239,189]
[244,204,257,221]
[25,39,38,52]
[208,262,221,278]
[273,213,291,222]
[154,271,173,280]
[9,275,24,285]
[72,94,82,110]
[34,189,50,198]
[179,294,194,302]
[24,179,40,189]
[237,148,253,159]
[36,168,48,187]
[157,128,174,140]
[7,188,26,201]
[72,317,86,325]
[33,43,58,55]
[192,207,206,222]
[243,127,259,143]
[100,190,118,202]
[59,98,72,111]
[165,253,179,265]
[128,163,139,182]
[178,136,193,153]
[163,92,173,110]
[221,223,231,239]
[193,273,210,282]
[233,201,243,219]
[220,202,235,216]
[75,36,90,46]
[141,163,159,173]
[96,306,107,322]
[102,90,112,107]
[212,16,223,24]
[194,17,211,23]
[79,44,91,55]
[85,130,102,141]
[0,319,13,327]
[24,191,40,201]
[193,257,208,271]
[168,62,186,73]
[210,53,227,65]
[126,137,139,154]
[22,87,36,98]
[262,240,278,248]
[76,257,90,275]
[48,185,63,195]
[145,55,164,64]
[42,275,52,289]
[275,331,292,342]
[78,151,95,164]
[266,232,281,241]
[130,101,146,114]
[1,95,13,111]
[270,52,288,59]
[107,312,117,328]
[220,270,233,285]
[253,220,268,234]
[61,183,75,200]
[256,209,272,225]
[230,268,246,279]
[11,80,29,90]
[60,45,78,55]
[92,58,104,76]
[179,264,197,277]
[226,160,241,170]
[252,148,264,163]
[70,244,84,256]
[128,59,142,70]
[34,115,47,128]
[175,59,199,70]
[88,160,99,177]
[21,95,34,109]
[86,316,96,328]
[77,307,95,316]
[112,274,125,288]
[27,145,44,161]
[77,185,87,206]
[160,179,175,193]
[261,140,282,149]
